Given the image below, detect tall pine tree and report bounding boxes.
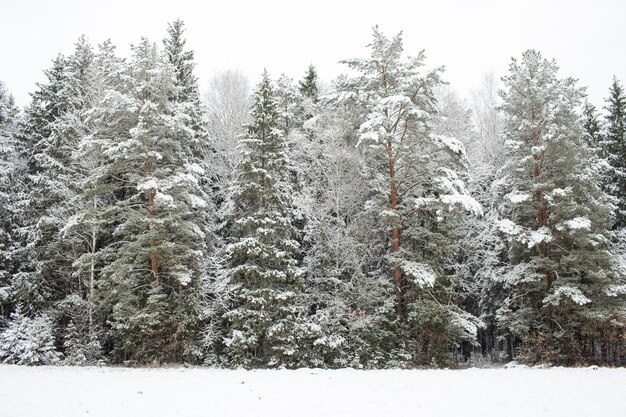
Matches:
[496,50,625,364]
[84,38,209,363]
[332,27,482,364]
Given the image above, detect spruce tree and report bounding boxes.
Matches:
[603,77,626,229]
[299,64,319,102]
[582,100,603,145]
[162,20,219,360]
[163,19,200,103]
[0,82,21,319]
[223,70,307,368]
[12,54,72,312]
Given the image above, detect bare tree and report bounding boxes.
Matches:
[204,69,251,183]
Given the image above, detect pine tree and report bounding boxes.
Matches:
[59,39,123,364]
[602,77,626,229]
[496,50,625,364]
[84,38,209,363]
[223,70,307,368]
[332,27,482,364]
[332,27,480,312]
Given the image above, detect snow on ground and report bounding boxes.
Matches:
[0,365,625,417]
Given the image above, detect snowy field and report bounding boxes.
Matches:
[1,365,625,417]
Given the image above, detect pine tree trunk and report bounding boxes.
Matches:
[146,158,159,283]
[88,197,97,337]
[532,130,552,291]
[388,138,404,318]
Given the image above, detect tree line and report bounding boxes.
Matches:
[0,22,624,367]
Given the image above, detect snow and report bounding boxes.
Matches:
[527,227,552,248]
[498,219,523,236]
[531,145,545,156]
[506,191,531,203]
[0,365,624,417]
[400,260,436,287]
[544,286,592,306]
[154,192,174,207]
[440,194,483,216]
[433,134,466,156]
[564,217,591,231]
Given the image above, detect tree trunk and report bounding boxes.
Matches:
[88,197,97,337]
[388,138,404,318]
[532,130,552,292]
[146,158,158,283]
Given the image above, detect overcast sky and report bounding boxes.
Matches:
[2,0,625,108]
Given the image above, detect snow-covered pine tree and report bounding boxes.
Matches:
[496,50,625,364]
[602,77,626,229]
[84,38,209,364]
[11,55,68,312]
[0,82,22,319]
[59,39,124,364]
[223,70,308,368]
[331,27,482,364]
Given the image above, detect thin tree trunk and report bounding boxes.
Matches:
[532,130,552,292]
[88,197,97,337]
[146,158,158,284]
[388,138,404,318]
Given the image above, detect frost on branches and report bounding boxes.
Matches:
[494,50,625,364]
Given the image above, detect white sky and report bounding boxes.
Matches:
[1,0,625,109]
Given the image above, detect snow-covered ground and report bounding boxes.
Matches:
[1,365,624,417]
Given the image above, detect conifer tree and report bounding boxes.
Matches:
[84,38,209,363]
[496,50,625,364]
[12,54,72,311]
[163,19,200,104]
[332,27,480,316]
[224,70,307,368]
[162,20,219,360]
[332,27,482,364]
[299,64,319,102]
[602,77,626,228]
[582,100,603,145]
[0,82,21,318]
[59,39,123,364]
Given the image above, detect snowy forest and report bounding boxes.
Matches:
[0,21,624,368]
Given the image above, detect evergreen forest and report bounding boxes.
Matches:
[0,22,624,368]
